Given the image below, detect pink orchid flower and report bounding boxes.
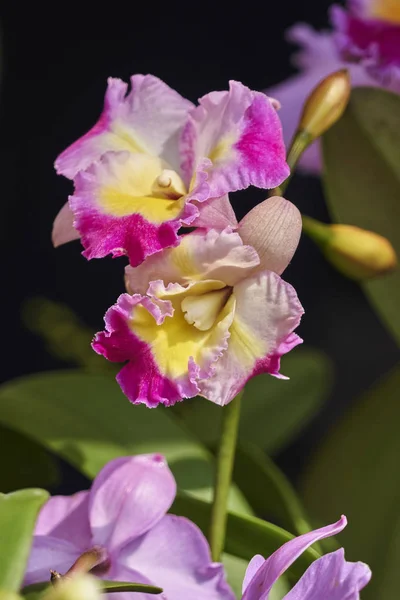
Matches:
[24,454,235,600]
[267,0,400,174]
[92,197,303,407]
[52,75,289,266]
[242,516,371,600]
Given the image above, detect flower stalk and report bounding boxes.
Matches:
[209,392,242,561]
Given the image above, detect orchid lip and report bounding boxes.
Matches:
[181,286,233,331]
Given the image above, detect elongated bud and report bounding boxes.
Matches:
[239,197,302,275]
[303,216,397,280]
[298,70,351,140]
[44,575,101,600]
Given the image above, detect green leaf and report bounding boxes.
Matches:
[22,580,162,599]
[171,492,320,581]
[0,371,250,514]
[323,87,400,346]
[234,443,315,538]
[172,348,332,453]
[0,425,59,493]
[0,489,49,592]
[301,363,400,599]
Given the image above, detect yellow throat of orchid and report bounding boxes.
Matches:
[370,0,400,24]
[99,155,188,223]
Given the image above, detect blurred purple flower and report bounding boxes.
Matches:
[267,0,400,174]
[242,516,371,600]
[24,454,234,600]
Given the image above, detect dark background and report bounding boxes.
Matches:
[1,0,399,486]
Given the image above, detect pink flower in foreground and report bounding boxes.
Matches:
[92,197,303,407]
[267,0,400,174]
[242,516,371,600]
[25,454,234,600]
[53,75,289,266]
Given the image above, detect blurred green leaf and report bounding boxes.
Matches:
[0,489,49,591]
[22,580,162,599]
[0,425,59,493]
[171,493,319,581]
[172,348,332,453]
[234,443,314,538]
[0,371,250,513]
[301,363,400,599]
[323,87,400,346]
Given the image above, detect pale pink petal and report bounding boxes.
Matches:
[181,81,289,196]
[242,516,347,600]
[125,229,260,295]
[92,293,185,407]
[70,151,198,266]
[238,197,302,275]
[52,201,80,247]
[55,75,193,179]
[89,455,176,553]
[284,548,371,600]
[117,514,235,600]
[24,536,80,585]
[199,270,303,405]
[266,25,379,174]
[34,492,91,550]
[190,194,238,230]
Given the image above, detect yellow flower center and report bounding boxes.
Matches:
[181,287,232,331]
[370,0,400,24]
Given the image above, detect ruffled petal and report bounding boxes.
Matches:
[242,516,347,600]
[266,25,379,174]
[125,229,260,295]
[24,536,80,585]
[89,455,176,553]
[55,75,193,179]
[284,548,371,600]
[117,514,235,600]
[199,270,303,405]
[34,492,91,550]
[92,293,185,407]
[52,201,80,247]
[70,151,198,266]
[331,5,400,90]
[238,197,302,275]
[181,81,289,196]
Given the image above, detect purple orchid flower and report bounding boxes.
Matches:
[267,0,400,174]
[52,75,289,267]
[242,516,371,600]
[24,454,235,600]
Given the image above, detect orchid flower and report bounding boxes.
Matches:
[52,75,289,266]
[242,516,371,600]
[24,454,235,600]
[267,0,400,174]
[92,197,303,407]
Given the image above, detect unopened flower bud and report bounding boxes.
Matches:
[298,70,351,140]
[303,216,397,280]
[44,575,101,600]
[239,197,302,275]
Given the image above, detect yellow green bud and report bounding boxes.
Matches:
[302,216,397,280]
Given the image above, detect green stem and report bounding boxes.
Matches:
[209,393,242,561]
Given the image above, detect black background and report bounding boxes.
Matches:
[1,0,399,487]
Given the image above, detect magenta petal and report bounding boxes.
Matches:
[89,455,176,553]
[34,491,91,550]
[24,536,80,586]
[284,548,371,600]
[242,516,347,599]
[117,514,235,600]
